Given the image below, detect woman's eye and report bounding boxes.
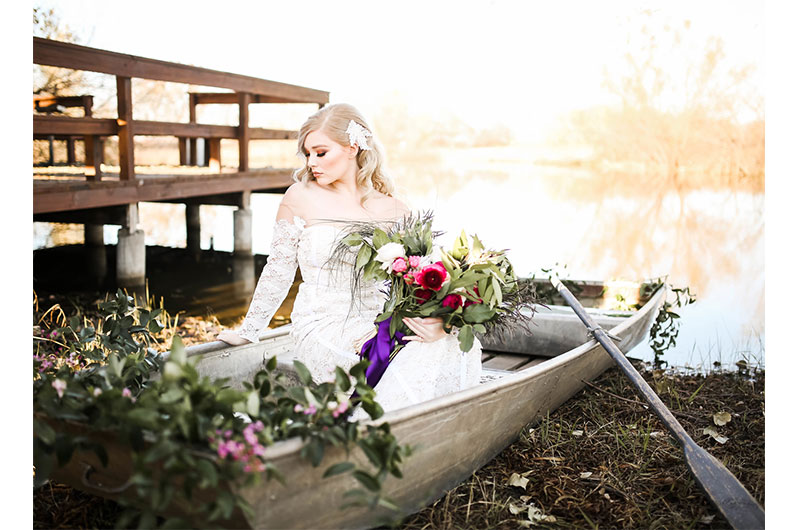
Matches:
[316,152,326,158]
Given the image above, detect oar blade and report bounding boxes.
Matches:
[683,440,765,530]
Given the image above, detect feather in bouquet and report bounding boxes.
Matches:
[335,212,540,356]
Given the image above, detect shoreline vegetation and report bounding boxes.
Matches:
[32,289,764,529]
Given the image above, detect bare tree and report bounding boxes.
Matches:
[560,11,763,195]
[33,6,90,98]
[548,11,764,292]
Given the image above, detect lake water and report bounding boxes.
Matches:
[33,148,764,372]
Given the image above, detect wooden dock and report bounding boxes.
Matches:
[33,37,329,286]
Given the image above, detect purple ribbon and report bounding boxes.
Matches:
[354,318,405,396]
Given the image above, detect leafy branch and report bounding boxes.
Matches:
[33,290,410,528]
[646,284,697,368]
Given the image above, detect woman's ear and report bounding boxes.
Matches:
[346,144,358,159]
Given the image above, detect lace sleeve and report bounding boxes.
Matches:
[237,217,304,343]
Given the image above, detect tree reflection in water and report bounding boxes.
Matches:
[394,151,764,369]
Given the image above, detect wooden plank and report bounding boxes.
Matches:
[66,138,76,164]
[83,96,94,117]
[190,92,317,105]
[33,95,94,110]
[83,135,103,180]
[34,115,293,141]
[482,354,531,371]
[132,120,237,139]
[34,37,329,104]
[178,137,188,165]
[34,115,117,136]
[33,205,129,225]
[33,170,295,214]
[249,128,298,140]
[189,94,198,165]
[238,92,251,172]
[515,357,550,372]
[116,76,135,181]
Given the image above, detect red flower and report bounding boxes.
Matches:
[413,288,434,304]
[442,293,463,309]
[465,286,483,307]
[414,262,448,291]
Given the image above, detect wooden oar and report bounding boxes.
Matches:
[550,278,765,530]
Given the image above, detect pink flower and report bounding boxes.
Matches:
[414,262,449,291]
[93,387,102,397]
[122,388,137,403]
[244,428,258,446]
[442,293,463,309]
[304,405,317,416]
[332,401,349,418]
[391,257,408,273]
[294,404,304,413]
[408,255,422,269]
[52,379,67,398]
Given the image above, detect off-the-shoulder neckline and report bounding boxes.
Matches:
[280,215,405,230]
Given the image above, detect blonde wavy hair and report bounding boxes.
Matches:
[293,103,394,202]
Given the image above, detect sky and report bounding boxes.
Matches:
[33,0,765,139]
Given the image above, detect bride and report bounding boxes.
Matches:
[217,103,482,415]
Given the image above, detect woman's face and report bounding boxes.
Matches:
[303,129,356,186]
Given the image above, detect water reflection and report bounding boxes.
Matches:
[33,149,764,371]
[391,150,764,370]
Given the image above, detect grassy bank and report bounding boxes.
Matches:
[400,365,764,529]
[33,294,764,529]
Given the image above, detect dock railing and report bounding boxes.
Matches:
[33,37,328,181]
[33,37,329,286]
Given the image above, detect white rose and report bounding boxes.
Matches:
[376,242,406,270]
[418,250,438,268]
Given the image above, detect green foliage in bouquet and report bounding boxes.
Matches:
[33,290,411,528]
[336,212,541,354]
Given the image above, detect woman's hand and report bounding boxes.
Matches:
[402,317,448,343]
[217,330,250,346]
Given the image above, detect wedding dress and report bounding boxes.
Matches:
[236,216,483,416]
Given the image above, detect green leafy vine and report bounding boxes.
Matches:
[33,290,411,528]
[644,283,697,368]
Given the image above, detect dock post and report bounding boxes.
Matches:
[189,94,198,166]
[116,204,146,288]
[232,256,256,299]
[234,207,253,256]
[234,192,252,256]
[186,203,202,256]
[84,224,107,285]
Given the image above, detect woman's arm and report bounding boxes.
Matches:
[218,191,305,345]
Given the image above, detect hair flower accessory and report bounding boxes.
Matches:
[346,120,372,151]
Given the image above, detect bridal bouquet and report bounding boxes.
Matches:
[336,212,538,355]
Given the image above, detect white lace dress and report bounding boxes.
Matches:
[236,216,483,416]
